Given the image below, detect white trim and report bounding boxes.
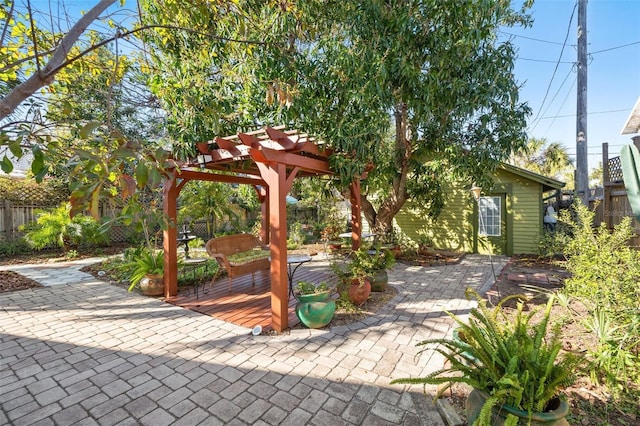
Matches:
[479,196,501,237]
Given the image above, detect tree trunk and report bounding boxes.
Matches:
[361,103,412,237]
[0,0,117,120]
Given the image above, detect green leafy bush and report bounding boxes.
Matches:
[21,203,109,251]
[560,203,640,397]
[295,280,330,295]
[0,237,32,256]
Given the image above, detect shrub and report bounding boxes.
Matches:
[561,202,640,397]
[0,238,32,257]
[21,203,109,251]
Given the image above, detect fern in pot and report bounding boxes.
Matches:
[121,246,165,296]
[392,289,580,425]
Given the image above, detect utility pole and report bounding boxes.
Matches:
[576,0,589,206]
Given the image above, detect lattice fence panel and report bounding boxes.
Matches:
[608,156,623,182]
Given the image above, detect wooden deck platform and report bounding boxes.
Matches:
[165,262,336,331]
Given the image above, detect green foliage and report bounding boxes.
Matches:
[510,138,574,185]
[120,246,165,291]
[65,249,79,259]
[391,290,580,425]
[287,222,305,250]
[187,237,204,249]
[179,181,239,237]
[547,202,640,399]
[141,0,532,235]
[536,224,572,259]
[295,281,330,295]
[0,237,31,256]
[351,245,395,273]
[21,203,108,251]
[334,290,358,313]
[563,204,640,326]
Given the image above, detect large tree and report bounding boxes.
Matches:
[142,0,533,235]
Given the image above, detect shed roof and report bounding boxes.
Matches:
[622,96,640,135]
[499,163,565,192]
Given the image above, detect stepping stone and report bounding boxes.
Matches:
[507,273,527,283]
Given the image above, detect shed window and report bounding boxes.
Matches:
[479,196,501,237]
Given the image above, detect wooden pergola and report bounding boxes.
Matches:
[162,126,363,332]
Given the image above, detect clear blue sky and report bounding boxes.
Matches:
[502,0,640,171]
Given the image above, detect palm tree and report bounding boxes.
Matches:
[510,137,574,183]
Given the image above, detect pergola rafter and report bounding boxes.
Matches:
[162,126,362,331]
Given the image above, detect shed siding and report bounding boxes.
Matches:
[395,168,545,255]
[493,168,543,254]
[395,184,475,252]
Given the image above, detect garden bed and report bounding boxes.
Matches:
[444,255,639,426]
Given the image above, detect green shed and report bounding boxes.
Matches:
[394,164,565,255]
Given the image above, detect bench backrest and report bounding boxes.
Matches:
[206,234,265,257]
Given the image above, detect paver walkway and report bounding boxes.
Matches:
[0,254,507,425]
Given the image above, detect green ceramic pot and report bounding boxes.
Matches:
[295,300,336,329]
[465,389,570,425]
[369,270,388,292]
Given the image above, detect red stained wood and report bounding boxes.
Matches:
[165,267,336,332]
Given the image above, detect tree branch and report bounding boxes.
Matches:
[0,14,271,121]
[0,48,58,74]
[0,0,117,121]
[26,0,41,75]
[0,0,15,50]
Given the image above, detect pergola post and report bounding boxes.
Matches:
[258,163,292,332]
[163,176,179,297]
[350,179,362,251]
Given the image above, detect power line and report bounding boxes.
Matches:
[537,108,629,120]
[591,40,640,55]
[517,57,574,64]
[536,69,575,126]
[499,30,571,46]
[530,1,578,127]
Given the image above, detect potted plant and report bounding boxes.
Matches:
[352,245,395,291]
[391,289,579,425]
[331,249,372,306]
[121,246,165,296]
[294,281,335,328]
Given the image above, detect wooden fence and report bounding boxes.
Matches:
[601,139,640,245]
[1,198,318,244]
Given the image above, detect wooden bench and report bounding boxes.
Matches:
[205,234,270,290]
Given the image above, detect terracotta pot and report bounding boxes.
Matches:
[140,274,164,296]
[465,389,570,425]
[369,270,388,292]
[390,246,402,258]
[347,278,371,305]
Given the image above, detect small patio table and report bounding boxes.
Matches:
[180,258,208,299]
[286,254,312,298]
